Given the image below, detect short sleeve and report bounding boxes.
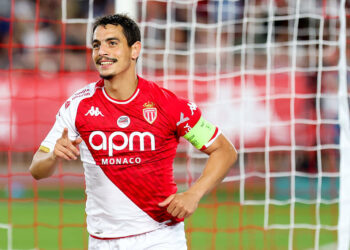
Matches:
[173,98,202,136]
[170,97,220,151]
[40,99,79,153]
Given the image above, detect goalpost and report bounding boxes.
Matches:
[337,0,350,249]
[1,0,349,249]
[0,224,12,250]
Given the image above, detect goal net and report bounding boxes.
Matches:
[0,0,349,249]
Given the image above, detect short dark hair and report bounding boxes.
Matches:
[92,14,141,47]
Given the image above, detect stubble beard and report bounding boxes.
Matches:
[100,73,115,80]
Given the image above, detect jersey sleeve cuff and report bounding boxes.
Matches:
[200,128,221,150]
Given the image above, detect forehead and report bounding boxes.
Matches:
[93,24,126,41]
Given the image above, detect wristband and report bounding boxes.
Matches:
[39,145,50,153]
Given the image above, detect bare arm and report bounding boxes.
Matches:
[29,128,82,180]
[159,134,237,219]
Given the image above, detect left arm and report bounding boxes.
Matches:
[159,133,237,219]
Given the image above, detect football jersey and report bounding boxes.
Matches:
[40,76,220,238]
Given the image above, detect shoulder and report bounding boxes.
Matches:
[67,80,102,103]
[139,76,201,130]
[139,76,180,104]
[58,80,102,116]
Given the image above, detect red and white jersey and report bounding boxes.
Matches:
[41,76,220,238]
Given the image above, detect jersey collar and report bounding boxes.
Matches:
[101,76,144,105]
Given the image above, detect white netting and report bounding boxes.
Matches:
[136,0,349,249]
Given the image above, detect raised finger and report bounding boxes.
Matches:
[61,128,69,139]
[57,136,79,156]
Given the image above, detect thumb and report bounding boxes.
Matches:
[158,194,175,207]
[61,128,69,139]
[72,137,83,146]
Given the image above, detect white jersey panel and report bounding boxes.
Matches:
[79,140,96,165]
[83,160,163,238]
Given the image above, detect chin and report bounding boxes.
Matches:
[100,74,115,80]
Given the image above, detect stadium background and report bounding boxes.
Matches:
[0,0,349,249]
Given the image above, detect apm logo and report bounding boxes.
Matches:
[85,106,104,117]
[89,131,155,156]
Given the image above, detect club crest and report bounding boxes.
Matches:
[143,101,157,124]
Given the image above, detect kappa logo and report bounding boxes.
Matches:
[85,106,104,117]
[187,102,197,116]
[143,101,157,124]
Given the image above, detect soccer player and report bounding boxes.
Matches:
[29,14,237,250]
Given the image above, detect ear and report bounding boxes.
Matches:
[131,41,141,60]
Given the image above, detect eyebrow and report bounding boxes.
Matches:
[92,37,120,44]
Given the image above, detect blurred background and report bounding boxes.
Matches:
[0,0,349,249]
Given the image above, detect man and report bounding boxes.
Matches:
[29,14,237,249]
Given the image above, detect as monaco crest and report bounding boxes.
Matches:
[143,101,157,124]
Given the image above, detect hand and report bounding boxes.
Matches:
[158,192,201,219]
[53,128,82,161]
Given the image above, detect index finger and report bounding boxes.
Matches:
[61,128,69,139]
[158,194,176,207]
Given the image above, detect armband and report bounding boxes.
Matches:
[39,145,50,153]
[184,117,216,150]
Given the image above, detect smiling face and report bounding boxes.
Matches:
[92,24,140,80]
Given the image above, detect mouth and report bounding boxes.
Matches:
[97,57,117,66]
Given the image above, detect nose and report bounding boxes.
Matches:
[98,43,108,56]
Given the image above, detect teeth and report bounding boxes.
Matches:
[101,62,114,65]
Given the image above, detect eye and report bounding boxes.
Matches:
[109,41,117,46]
[92,43,100,49]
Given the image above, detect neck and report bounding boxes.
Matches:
[103,70,138,101]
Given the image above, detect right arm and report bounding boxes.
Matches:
[29,128,82,180]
